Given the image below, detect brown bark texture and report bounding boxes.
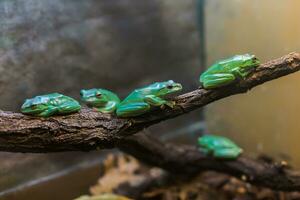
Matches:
[118,133,300,191]
[0,52,299,152]
[1,52,300,191]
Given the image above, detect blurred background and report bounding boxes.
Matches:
[0,0,203,199]
[0,0,300,199]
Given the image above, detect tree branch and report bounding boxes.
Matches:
[0,52,299,152]
[118,133,300,191]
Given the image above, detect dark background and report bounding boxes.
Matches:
[0,0,205,197]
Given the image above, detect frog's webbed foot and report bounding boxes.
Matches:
[116,103,150,117]
[201,74,236,89]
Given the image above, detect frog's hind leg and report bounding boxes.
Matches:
[97,102,118,114]
[213,149,242,159]
[38,106,58,117]
[58,102,81,114]
[116,102,150,117]
[202,74,236,89]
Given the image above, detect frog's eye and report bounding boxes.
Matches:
[167,85,173,89]
[31,105,37,110]
[95,93,102,98]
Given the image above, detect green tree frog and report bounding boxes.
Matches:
[197,135,243,159]
[116,80,182,117]
[80,88,120,114]
[21,93,81,117]
[199,54,260,89]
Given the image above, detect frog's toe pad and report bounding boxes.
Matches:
[165,101,176,108]
[160,104,166,110]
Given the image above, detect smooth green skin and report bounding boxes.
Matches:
[21,93,81,117]
[199,54,260,89]
[74,194,132,200]
[116,80,182,117]
[197,135,243,159]
[80,88,120,113]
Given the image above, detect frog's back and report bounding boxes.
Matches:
[210,136,237,149]
[119,88,148,105]
[220,54,256,71]
[200,135,236,149]
[203,63,225,75]
[48,93,77,106]
[48,93,64,99]
[101,89,120,102]
[29,93,60,105]
[203,55,246,75]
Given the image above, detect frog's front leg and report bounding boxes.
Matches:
[97,102,118,113]
[57,102,81,114]
[232,67,252,79]
[144,95,175,108]
[201,73,236,89]
[116,102,150,117]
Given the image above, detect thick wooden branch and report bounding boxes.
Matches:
[118,133,300,191]
[0,52,300,152]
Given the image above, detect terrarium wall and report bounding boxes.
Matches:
[0,0,202,195]
[205,0,300,167]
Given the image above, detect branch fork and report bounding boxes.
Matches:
[1,52,300,191]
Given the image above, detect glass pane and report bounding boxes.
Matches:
[205,0,300,167]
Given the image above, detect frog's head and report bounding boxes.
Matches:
[21,96,50,115]
[238,54,260,71]
[150,80,182,97]
[80,89,109,107]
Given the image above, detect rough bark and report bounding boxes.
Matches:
[0,52,300,152]
[118,133,300,191]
